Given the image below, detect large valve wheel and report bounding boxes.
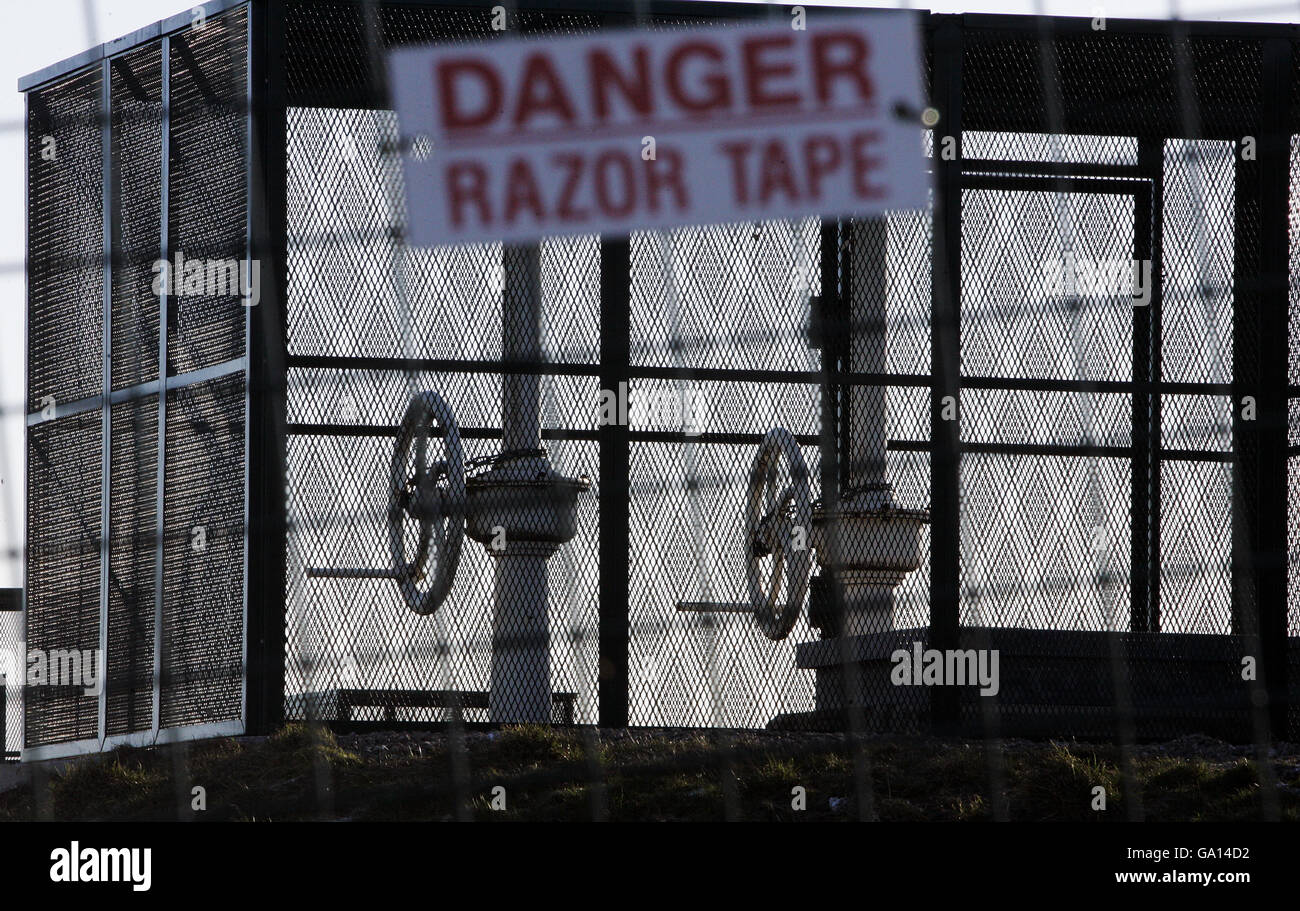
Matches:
[388,392,465,615]
[745,427,813,640]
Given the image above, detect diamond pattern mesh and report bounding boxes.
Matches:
[161,375,245,728]
[17,7,1300,748]
[166,9,248,376]
[25,412,102,746]
[22,6,249,749]
[26,67,103,413]
[110,44,163,391]
[106,395,157,736]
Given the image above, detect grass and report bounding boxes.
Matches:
[1,725,1296,821]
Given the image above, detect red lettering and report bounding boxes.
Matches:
[757,139,799,203]
[742,35,799,110]
[850,130,885,199]
[553,153,588,221]
[803,135,842,200]
[446,161,490,226]
[437,59,502,131]
[589,47,653,121]
[719,140,753,206]
[812,33,874,107]
[503,158,545,225]
[645,148,689,213]
[513,53,578,129]
[666,42,731,114]
[593,151,636,217]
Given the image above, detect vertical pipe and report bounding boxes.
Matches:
[489,542,553,722]
[848,218,890,497]
[501,245,542,451]
[491,244,551,723]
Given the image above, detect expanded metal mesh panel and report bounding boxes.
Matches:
[166,9,248,376]
[284,108,602,364]
[630,221,820,372]
[107,396,157,736]
[161,375,245,728]
[110,44,163,391]
[1163,139,1235,385]
[25,412,102,747]
[959,180,1137,633]
[1291,134,1300,640]
[286,429,599,723]
[281,12,606,718]
[960,454,1132,630]
[961,30,1258,140]
[961,187,1135,382]
[2,613,19,754]
[628,441,820,727]
[26,67,103,413]
[1160,459,1231,634]
[949,26,1276,738]
[848,213,933,377]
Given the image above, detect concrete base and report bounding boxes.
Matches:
[769,626,1300,740]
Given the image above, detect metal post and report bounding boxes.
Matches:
[1252,38,1291,738]
[598,237,631,727]
[929,16,963,731]
[99,58,113,745]
[1131,137,1164,633]
[818,220,843,517]
[246,0,289,735]
[1232,142,1260,644]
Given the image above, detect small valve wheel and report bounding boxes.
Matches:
[745,427,813,640]
[388,391,465,615]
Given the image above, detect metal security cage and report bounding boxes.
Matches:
[13,1,1300,760]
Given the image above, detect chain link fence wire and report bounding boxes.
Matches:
[2,1,1299,822]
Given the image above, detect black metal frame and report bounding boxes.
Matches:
[17,3,1300,743]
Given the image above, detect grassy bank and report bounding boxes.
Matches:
[2,725,1296,821]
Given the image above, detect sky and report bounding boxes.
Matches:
[2,0,1299,593]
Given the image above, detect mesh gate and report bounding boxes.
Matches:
[15,3,1300,754]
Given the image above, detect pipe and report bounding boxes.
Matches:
[490,244,552,722]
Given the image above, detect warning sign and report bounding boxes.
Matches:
[388,11,927,247]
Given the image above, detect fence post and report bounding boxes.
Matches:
[1131,137,1164,634]
[598,237,631,728]
[1245,37,1291,739]
[245,0,289,736]
[929,15,963,733]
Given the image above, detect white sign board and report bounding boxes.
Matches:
[388,12,927,247]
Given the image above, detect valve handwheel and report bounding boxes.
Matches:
[388,391,465,615]
[745,427,812,640]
